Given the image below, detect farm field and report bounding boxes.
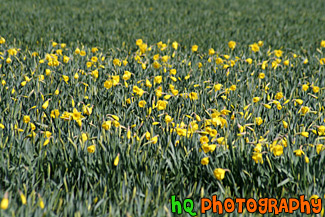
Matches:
[1,0,325,216]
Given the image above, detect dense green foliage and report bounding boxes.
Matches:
[1,0,325,50]
[0,0,325,216]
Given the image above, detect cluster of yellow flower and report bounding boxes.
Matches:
[1,191,44,210]
[1,36,325,188]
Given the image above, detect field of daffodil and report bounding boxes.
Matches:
[1,0,325,216]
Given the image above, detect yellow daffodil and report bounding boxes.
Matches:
[201,157,209,165]
[214,168,226,180]
[1,192,9,210]
[87,145,96,153]
[114,154,120,166]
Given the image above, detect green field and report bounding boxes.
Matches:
[0,0,325,216]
